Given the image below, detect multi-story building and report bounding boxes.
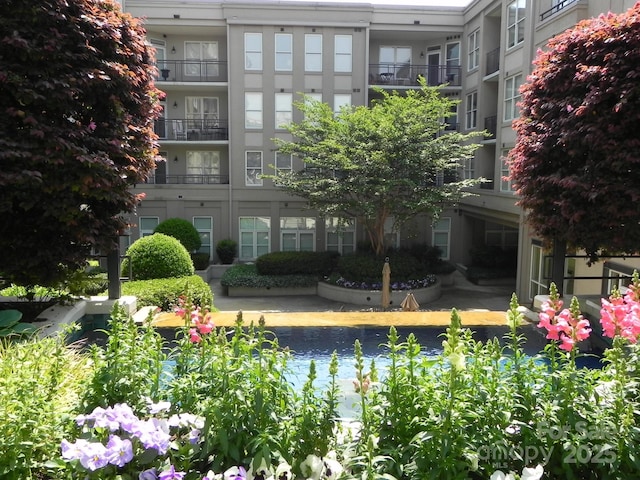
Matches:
[118,0,640,303]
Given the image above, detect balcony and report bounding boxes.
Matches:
[484,115,497,139]
[485,48,500,77]
[540,0,579,21]
[146,174,229,185]
[369,64,461,87]
[155,60,228,83]
[155,118,229,141]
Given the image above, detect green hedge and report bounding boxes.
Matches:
[255,251,339,276]
[338,251,426,283]
[122,234,195,280]
[220,264,318,288]
[121,275,213,311]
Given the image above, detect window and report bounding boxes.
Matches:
[445,103,458,131]
[184,41,218,78]
[185,97,219,131]
[333,94,352,113]
[603,263,634,296]
[465,91,477,129]
[139,217,159,238]
[305,34,322,72]
[384,217,400,249]
[275,33,293,71]
[193,217,213,258]
[245,33,262,70]
[246,151,263,186]
[380,46,411,79]
[275,93,293,129]
[463,156,475,180]
[275,151,292,173]
[239,216,270,260]
[445,42,460,82]
[151,150,167,184]
[281,217,316,252]
[325,217,355,255]
[507,0,526,48]
[530,243,551,300]
[334,35,352,73]
[245,92,263,129]
[468,30,479,71]
[500,150,515,192]
[504,73,523,121]
[485,222,518,249]
[186,151,220,184]
[150,39,167,77]
[432,218,451,260]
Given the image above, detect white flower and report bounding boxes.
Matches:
[521,464,544,480]
[490,471,516,480]
[323,457,343,480]
[275,461,294,480]
[300,454,324,480]
[248,457,273,480]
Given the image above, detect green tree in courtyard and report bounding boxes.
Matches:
[508,4,640,277]
[0,0,161,288]
[268,83,485,256]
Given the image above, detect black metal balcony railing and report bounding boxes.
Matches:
[484,115,497,139]
[146,174,229,185]
[155,118,229,141]
[155,60,228,82]
[485,48,500,76]
[540,0,579,21]
[369,64,462,87]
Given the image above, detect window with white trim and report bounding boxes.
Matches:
[281,217,316,252]
[334,35,352,73]
[468,30,479,71]
[333,94,352,113]
[275,93,293,129]
[463,156,475,180]
[445,41,460,82]
[305,34,322,72]
[139,217,159,238]
[193,216,213,258]
[185,97,219,131]
[184,41,218,78]
[275,33,293,71]
[245,33,262,70]
[530,243,551,300]
[275,151,292,174]
[325,217,355,255]
[379,46,411,77]
[239,216,270,260]
[432,218,451,260]
[186,151,220,183]
[500,150,515,192]
[245,151,263,186]
[465,91,477,129]
[245,92,263,129]
[504,73,522,122]
[507,0,526,49]
[150,39,167,77]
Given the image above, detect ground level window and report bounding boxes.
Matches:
[529,243,551,300]
[239,216,270,261]
[280,217,316,252]
[325,217,355,255]
[193,217,213,259]
[432,218,451,260]
[139,217,159,238]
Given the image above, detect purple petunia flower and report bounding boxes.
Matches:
[78,441,109,471]
[106,434,134,467]
[159,465,186,480]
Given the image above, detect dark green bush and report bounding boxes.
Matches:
[255,251,339,276]
[338,251,425,283]
[154,218,201,253]
[220,264,318,288]
[121,275,213,310]
[215,239,237,265]
[121,234,195,280]
[191,253,210,271]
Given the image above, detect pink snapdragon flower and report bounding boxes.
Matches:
[600,274,640,342]
[538,284,591,352]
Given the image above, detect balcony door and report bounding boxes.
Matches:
[427,50,441,86]
[379,46,411,80]
[184,41,218,79]
[185,97,219,132]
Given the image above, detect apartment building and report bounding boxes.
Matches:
[118,0,640,303]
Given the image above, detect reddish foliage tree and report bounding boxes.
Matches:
[0,0,161,287]
[508,4,640,263]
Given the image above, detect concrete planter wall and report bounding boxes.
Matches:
[317,280,441,307]
[227,286,317,297]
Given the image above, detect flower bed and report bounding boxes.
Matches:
[317,279,441,306]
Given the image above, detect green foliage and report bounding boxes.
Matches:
[216,239,238,265]
[220,264,319,289]
[255,251,339,276]
[268,81,485,255]
[122,233,195,280]
[121,275,213,310]
[338,251,427,283]
[508,3,640,261]
[0,0,161,288]
[82,304,166,415]
[154,218,202,253]
[191,252,211,271]
[0,332,91,479]
[0,309,37,338]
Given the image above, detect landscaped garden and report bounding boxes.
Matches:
[2,266,640,479]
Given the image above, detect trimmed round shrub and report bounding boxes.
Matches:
[153,218,201,253]
[122,233,195,280]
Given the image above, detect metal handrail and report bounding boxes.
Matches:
[154,117,229,141]
[145,174,229,185]
[540,0,579,21]
[368,64,462,87]
[155,60,228,82]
